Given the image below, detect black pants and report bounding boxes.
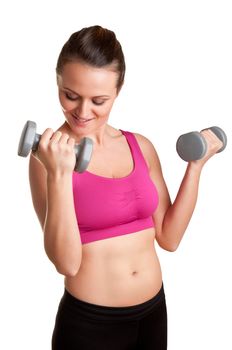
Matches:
[52,283,167,349]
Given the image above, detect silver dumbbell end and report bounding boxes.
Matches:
[74,138,93,173]
[18,121,38,157]
[176,131,208,161]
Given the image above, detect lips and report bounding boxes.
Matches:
[72,114,92,123]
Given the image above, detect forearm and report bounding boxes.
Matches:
[44,173,82,276]
[160,162,203,251]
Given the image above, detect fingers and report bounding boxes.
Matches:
[51,131,63,143]
[40,129,75,147]
[67,136,75,147]
[200,129,223,155]
[39,128,55,147]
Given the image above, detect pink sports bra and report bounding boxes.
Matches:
[72,130,159,244]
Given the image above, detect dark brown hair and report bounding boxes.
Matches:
[56,25,126,92]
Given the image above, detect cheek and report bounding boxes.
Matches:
[59,94,75,112]
[99,101,114,116]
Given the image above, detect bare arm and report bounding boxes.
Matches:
[134,130,223,252]
[29,129,82,276]
[156,161,202,251]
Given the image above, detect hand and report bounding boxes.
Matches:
[32,128,76,175]
[191,129,224,167]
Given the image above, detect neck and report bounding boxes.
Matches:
[62,121,119,148]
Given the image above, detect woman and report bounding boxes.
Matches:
[29,25,223,350]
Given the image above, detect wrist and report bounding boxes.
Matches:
[187,161,204,174]
[47,170,73,183]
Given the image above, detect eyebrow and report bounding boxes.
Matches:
[63,87,110,98]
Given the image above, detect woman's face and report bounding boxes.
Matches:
[57,62,119,135]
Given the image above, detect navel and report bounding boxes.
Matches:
[131,271,138,276]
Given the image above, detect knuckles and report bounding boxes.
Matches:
[38,129,75,156]
[202,131,223,154]
[44,128,54,135]
[62,133,69,139]
[34,129,76,172]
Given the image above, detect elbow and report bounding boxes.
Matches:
[157,241,178,252]
[156,233,179,252]
[45,253,81,277]
[44,239,82,277]
[164,244,178,252]
[55,252,82,277]
[57,269,79,278]
[56,261,81,277]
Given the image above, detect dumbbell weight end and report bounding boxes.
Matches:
[176,131,208,161]
[18,121,38,157]
[74,138,93,173]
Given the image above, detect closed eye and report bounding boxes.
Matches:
[65,92,106,105]
[65,93,79,101]
[93,100,105,106]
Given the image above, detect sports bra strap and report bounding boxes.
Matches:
[120,130,150,172]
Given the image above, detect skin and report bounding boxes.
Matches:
[29,62,223,306]
[57,62,120,146]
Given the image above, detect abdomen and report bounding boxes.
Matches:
[65,228,163,306]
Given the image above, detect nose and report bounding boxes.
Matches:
[75,100,91,119]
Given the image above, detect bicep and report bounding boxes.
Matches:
[29,154,47,230]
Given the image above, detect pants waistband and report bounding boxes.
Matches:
[60,283,165,322]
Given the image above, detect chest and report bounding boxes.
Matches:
[86,143,135,179]
[72,167,158,232]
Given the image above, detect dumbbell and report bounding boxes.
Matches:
[18,120,93,173]
[176,126,227,161]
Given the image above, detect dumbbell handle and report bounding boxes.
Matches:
[18,120,93,173]
[176,126,227,161]
[32,132,82,156]
[31,132,92,173]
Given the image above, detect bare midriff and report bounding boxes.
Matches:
[65,227,163,307]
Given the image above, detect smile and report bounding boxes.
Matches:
[73,115,92,122]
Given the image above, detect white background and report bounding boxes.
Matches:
[0,0,231,349]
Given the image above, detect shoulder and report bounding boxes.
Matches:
[132,132,155,151]
[130,132,161,171]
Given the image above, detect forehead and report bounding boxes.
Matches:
[57,62,118,95]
